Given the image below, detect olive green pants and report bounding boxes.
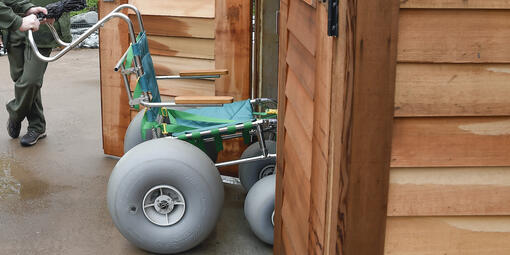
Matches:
[6,31,51,133]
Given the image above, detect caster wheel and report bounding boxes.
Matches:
[239,140,276,191]
[244,174,275,245]
[123,109,146,154]
[108,138,224,254]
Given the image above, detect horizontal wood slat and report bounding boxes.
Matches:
[129,14,215,39]
[287,0,317,56]
[174,96,233,104]
[284,103,313,174]
[148,36,215,59]
[129,77,215,97]
[391,117,510,167]
[385,217,510,255]
[286,34,316,97]
[285,71,314,140]
[395,63,510,117]
[388,167,510,216]
[128,0,215,18]
[398,10,510,63]
[151,56,215,76]
[400,0,510,9]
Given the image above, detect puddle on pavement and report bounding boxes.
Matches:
[0,155,49,200]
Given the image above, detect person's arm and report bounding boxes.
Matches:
[3,0,33,15]
[0,1,27,30]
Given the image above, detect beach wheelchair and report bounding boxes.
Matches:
[28,4,277,254]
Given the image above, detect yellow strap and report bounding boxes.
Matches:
[162,123,168,135]
[266,109,278,115]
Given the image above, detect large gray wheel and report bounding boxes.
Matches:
[239,140,276,191]
[244,174,275,245]
[108,138,224,254]
[123,109,146,154]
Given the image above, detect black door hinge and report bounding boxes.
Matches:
[327,0,339,37]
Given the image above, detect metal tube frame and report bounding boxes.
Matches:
[164,118,277,168]
[27,4,279,169]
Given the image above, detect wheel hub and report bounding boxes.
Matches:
[142,185,186,226]
[154,195,175,214]
[259,165,276,179]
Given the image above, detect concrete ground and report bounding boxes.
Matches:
[0,49,272,255]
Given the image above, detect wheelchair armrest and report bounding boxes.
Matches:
[175,96,234,105]
[179,69,229,77]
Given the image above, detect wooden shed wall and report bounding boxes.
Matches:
[385,1,510,254]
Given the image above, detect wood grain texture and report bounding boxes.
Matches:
[287,0,317,56]
[129,14,215,39]
[174,96,233,104]
[388,167,510,216]
[337,0,399,253]
[148,36,215,59]
[214,0,251,100]
[129,76,215,97]
[391,117,510,167]
[99,0,129,156]
[273,0,289,252]
[307,3,332,254]
[400,0,510,9]
[385,216,510,255]
[213,0,251,175]
[395,63,510,117]
[128,0,215,18]
[398,10,510,63]
[152,56,215,76]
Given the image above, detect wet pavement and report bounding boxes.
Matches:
[0,49,272,255]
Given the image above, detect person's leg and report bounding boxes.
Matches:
[5,31,27,138]
[25,47,52,134]
[6,46,51,128]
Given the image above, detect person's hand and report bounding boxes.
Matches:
[25,6,47,16]
[42,18,55,25]
[19,14,40,32]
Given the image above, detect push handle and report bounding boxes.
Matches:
[27,4,145,62]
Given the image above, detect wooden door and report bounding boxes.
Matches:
[274,0,334,253]
[274,0,399,254]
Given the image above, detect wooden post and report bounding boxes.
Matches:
[214,0,252,176]
[329,0,400,254]
[98,0,129,156]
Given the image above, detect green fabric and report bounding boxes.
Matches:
[172,100,255,137]
[0,0,34,31]
[227,125,236,134]
[6,42,51,133]
[140,110,159,140]
[210,128,223,152]
[124,45,134,69]
[242,122,253,144]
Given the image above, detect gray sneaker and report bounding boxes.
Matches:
[7,118,21,138]
[20,130,46,147]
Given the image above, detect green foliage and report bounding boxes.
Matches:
[70,0,97,16]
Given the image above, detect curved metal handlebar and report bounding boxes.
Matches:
[27,4,144,62]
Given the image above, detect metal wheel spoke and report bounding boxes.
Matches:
[166,213,170,224]
[174,201,185,205]
[144,203,155,208]
[160,188,164,196]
